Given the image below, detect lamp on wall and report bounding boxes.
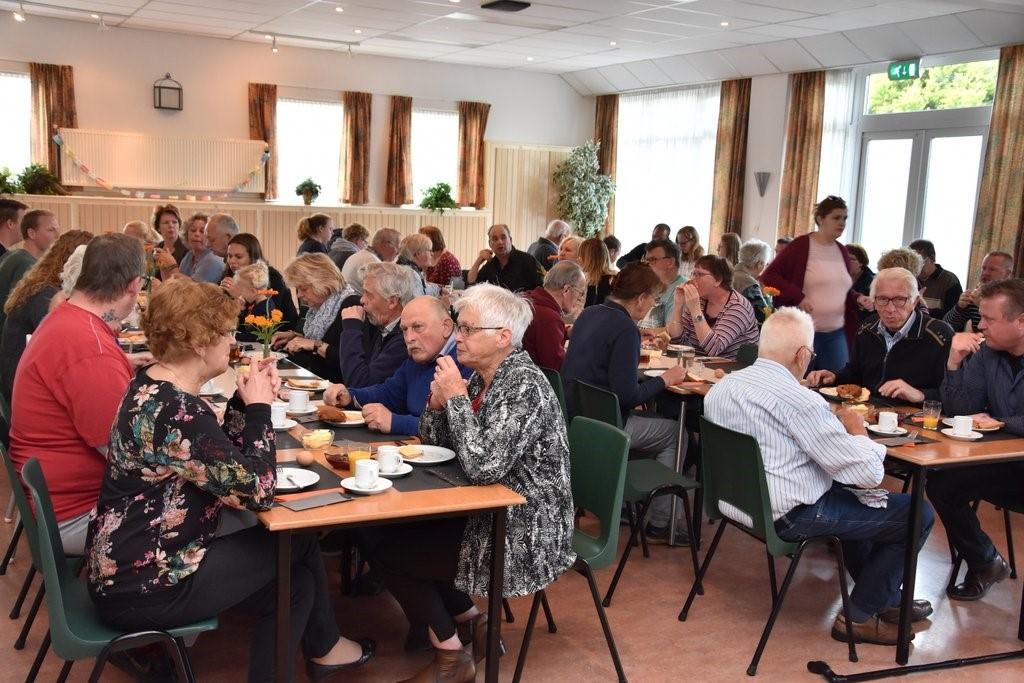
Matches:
[754,171,771,198]
[153,73,183,111]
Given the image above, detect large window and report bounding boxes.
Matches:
[865,59,997,115]
[410,108,459,206]
[817,69,857,218]
[0,71,31,176]
[614,84,720,252]
[276,97,344,204]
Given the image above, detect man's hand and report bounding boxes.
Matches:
[948,331,985,370]
[660,365,687,387]
[476,248,493,264]
[806,369,836,387]
[323,384,351,408]
[341,305,365,321]
[362,404,393,432]
[957,289,977,311]
[856,294,874,311]
[877,379,925,404]
[837,407,868,437]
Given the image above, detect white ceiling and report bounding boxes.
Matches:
[6,1,1024,94]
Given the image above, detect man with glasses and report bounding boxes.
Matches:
[521,261,586,371]
[639,238,685,335]
[807,268,953,403]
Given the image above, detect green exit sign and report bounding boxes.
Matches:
[888,59,921,81]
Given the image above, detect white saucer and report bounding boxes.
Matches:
[867,424,907,436]
[341,477,394,495]
[286,406,317,417]
[273,418,298,431]
[276,467,320,492]
[322,410,367,427]
[941,427,983,441]
[644,369,666,378]
[378,462,414,478]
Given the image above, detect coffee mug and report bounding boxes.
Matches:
[377,447,402,474]
[288,390,309,412]
[952,415,974,436]
[877,411,898,432]
[270,402,288,427]
[355,459,379,488]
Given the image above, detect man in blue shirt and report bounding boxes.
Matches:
[929,278,1024,601]
[323,296,470,435]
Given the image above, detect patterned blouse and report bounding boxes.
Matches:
[86,369,277,600]
[426,250,462,287]
[419,350,576,598]
[673,288,760,359]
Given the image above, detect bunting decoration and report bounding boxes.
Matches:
[52,133,271,200]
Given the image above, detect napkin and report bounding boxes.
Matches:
[850,488,888,509]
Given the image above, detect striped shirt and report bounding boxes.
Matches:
[704,358,886,520]
[673,289,759,359]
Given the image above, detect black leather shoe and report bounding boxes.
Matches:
[878,599,933,624]
[306,638,375,681]
[949,554,1010,601]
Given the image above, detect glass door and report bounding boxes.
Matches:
[853,132,918,264]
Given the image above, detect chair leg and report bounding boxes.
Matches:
[55,661,73,683]
[679,490,703,595]
[25,630,49,683]
[679,520,728,621]
[162,635,194,683]
[4,493,15,523]
[603,495,652,607]
[502,598,515,623]
[577,560,627,683]
[339,534,353,595]
[540,592,557,633]
[1,519,23,575]
[766,550,778,607]
[624,504,640,549]
[14,582,44,649]
[10,564,35,619]
[636,503,650,559]
[746,542,808,676]
[175,637,197,683]
[830,538,859,664]
[511,592,543,683]
[1003,508,1017,579]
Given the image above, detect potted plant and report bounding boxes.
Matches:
[419,182,459,214]
[552,140,615,238]
[17,164,69,195]
[0,167,20,195]
[295,178,321,205]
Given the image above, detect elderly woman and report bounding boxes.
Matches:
[123,220,161,246]
[398,233,441,296]
[153,204,188,264]
[272,253,349,382]
[675,225,704,280]
[296,214,333,256]
[735,239,773,324]
[368,284,575,682]
[578,237,614,307]
[219,233,298,329]
[716,232,741,267]
[85,279,372,683]
[667,255,759,359]
[232,260,278,343]
[557,235,581,263]
[420,225,462,287]
[171,213,223,284]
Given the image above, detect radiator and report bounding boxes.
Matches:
[57,128,267,193]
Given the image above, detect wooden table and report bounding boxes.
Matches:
[808,429,1024,681]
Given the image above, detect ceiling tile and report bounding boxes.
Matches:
[623,60,675,88]
[685,51,741,80]
[558,71,591,96]
[798,32,871,67]
[677,0,816,23]
[740,23,831,39]
[895,14,984,54]
[757,40,823,72]
[597,64,645,91]
[650,54,707,83]
[573,69,618,95]
[955,9,1024,46]
[719,45,781,76]
[843,24,922,61]
[627,7,763,31]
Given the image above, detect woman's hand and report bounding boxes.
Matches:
[798,299,815,314]
[153,248,177,269]
[284,336,315,354]
[237,359,278,406]
[221,277,236,295]
[681,282,701,314]
[433,356,468,404]
[126,352,154,369]
[271,330,297,349]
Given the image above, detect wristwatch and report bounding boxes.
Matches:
[693,313,705,323]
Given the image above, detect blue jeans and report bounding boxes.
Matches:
[813,328,849,373]
[775,483,934,621]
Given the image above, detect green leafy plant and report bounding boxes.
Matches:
[419,182,459,214]
[17,164,68,195]
[0,167,21,194]
[552,140,615,238]
[295,178,321,205]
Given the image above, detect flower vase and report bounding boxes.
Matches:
[262,341,270,359]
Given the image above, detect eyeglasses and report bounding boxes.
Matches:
[874,296,910,308]
[691,270,712,278]
[798,345,817,367]
[456,323,503,337]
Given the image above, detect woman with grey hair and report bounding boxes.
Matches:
[735,239,774,324]
[369,283,576,682]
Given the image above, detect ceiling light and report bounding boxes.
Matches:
[609,41,616,46]
[449,0,461,3]
[13,3,26,22]
[526,56,533,61]
[271,36,278,53]
[90,13,99,19]
[354,28,362,34]
[720,21,729,27]
[335,6,343,12]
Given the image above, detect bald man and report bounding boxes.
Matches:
[323,296,471,434]
[467,223,544,293]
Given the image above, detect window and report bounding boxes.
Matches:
[865,59,997,115]
[817,69,857,223]
[411,109,458,205]
[614,84,721,253]
[0,72,31,176]
[276,98,344,204]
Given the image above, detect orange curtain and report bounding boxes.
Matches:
[971,45,1024,281]
[29,63,77,179]
[247,82,277,200]
[777,71,826,238]
[594,94,619,234]
[343,91,372,205]
[384,96,413,206]
[710,78,751,244]
[457,101,490,208]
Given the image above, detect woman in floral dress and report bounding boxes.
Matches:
[85,278,373,683]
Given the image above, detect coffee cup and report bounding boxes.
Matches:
[377,447,402,474]
[271,401,288,427]
[288,390,309,412]
[952,415,974,437]
[877,411,898,432]
[355,459,379,488]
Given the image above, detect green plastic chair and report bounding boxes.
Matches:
[20,458,217,683]
[678,418,858,676]
[573,380,701,607]
[540,367,568,424]
[512,417,630,683]
[736,343,759,369]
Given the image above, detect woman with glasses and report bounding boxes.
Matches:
[667,255,759,360]
[675,226,704,280]
[366,283,576,683]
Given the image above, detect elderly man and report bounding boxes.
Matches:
[0,197,28,260]
[10,234,150,554]
[341,227,400,286]
[808,268,953,403]
[908,239,963,319]
[943,252,1014,332]
[706,307,934,644]
[0,209,61,329]
[468,224,543,293]
[324,297,471,435]
[204,212,238,260]
[639,238,684,333]
[527,219,570,266]
[522,261,585,371]
[927,278,1024,601]
[329,222,370,271]
[339,262,414,388]
[617,223,671,268]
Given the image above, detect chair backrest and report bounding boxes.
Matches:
[574,380,623,429]
[736,343,759,369]
[540,367,568,424]
[569,417,628,570]
[0,390,10,448]
[0,443,41,566]
[699,416,795,556]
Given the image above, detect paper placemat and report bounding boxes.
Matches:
[390,462,472,492]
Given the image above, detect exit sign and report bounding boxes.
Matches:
[888,59,921,81]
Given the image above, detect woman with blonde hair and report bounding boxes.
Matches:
[1,230,94,401]
[296,214,333,256]
[557,235,581,263]
[123,220,161,245]
[716,231,741,267]
[675,225,704,280]
[398,233,440,295]
[577,237,614,307]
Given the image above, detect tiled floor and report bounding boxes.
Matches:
[1,475,1022,682]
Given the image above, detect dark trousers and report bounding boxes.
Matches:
[94,528,340,683]
[926,462,1024,570]
[776,483,934,620]
[366,518,474,642]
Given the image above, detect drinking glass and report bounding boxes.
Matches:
[922,400,942,430]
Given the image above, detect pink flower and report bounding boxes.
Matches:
[163,507,186,529]
[180,546,206,566]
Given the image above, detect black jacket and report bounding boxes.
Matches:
[475,249,543,293]
[835,311,954,402]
